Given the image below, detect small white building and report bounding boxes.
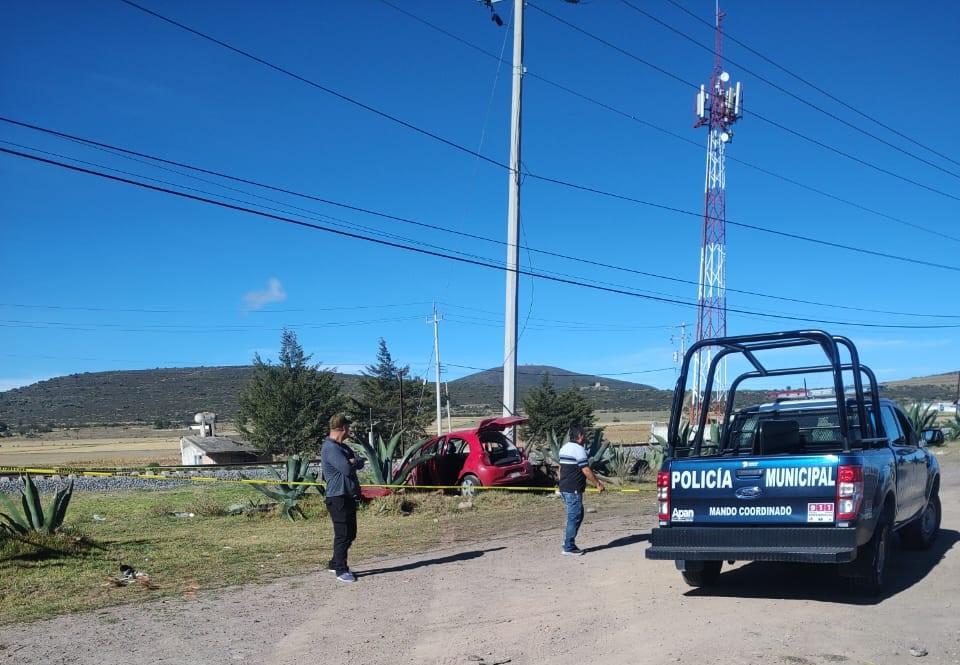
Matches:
[179,412,269,466]
[923,401,958,416]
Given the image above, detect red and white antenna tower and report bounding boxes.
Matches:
[690,1,743,425]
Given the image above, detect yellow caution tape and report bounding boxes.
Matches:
[0,466,650,493]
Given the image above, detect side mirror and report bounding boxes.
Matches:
[921,428,944,446]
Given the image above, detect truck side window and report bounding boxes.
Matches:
[893,408,918,447]
[881,406,904,445]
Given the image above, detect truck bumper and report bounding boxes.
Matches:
[645,527,859,564]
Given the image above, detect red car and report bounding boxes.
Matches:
[407,416,534,493]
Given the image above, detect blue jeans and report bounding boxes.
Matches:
[561,491,584,552]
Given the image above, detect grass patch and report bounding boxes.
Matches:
[0,483,652,624]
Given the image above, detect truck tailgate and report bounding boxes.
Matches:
[667,455,839,526]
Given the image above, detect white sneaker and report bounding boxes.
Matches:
[337,571,357,583]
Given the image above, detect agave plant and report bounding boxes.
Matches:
[585,429,612,473]
[543,429,612,474]
[543,430,564,465]
[349,432,436,487]
[603,445,637,483]
[241,455,318,521]
[948,413,960,441]
[0,474,74,535]
[906,402,939,434]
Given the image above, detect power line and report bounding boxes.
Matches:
[0,301,431,314]
[661,0,960,170]
[527,2,960,204]
[365,1,960,244]
[116,0,506,171]
[618,0,960,181]
[109,1,960,216]
[5,145,960,331]
[0,315,425,334]
[5,119,960,305]
[0,300,681,332]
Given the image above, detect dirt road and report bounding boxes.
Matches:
[2,459,957,665]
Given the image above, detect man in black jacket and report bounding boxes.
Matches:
[321,413,364,582]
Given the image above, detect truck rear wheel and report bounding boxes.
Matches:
[851,519,890,596]
[899,493,940,550]
[680,560,722,587]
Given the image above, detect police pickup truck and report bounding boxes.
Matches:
[645,331,942,594]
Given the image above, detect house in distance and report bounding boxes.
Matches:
[179,412,268,465]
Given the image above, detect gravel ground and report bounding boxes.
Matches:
[0,468,281,494]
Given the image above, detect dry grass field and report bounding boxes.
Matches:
[0,413,665,468]
[0,426,198,467]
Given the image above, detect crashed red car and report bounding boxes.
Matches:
[406,416,534,492]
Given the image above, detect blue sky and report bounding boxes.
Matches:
[1,0,958,394]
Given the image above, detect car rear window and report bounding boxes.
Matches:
[479,431,522,465]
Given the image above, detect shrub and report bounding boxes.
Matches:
[241,455,320,521]
[0,474,75,535]
[906,402,938,434]
[350,432,436,487]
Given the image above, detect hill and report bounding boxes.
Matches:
[884,370,959,403]
[0,364,671,426]
[885,371,959,388]
[1,365,955,427]
[0,366,360,427]
[447,365,672,414]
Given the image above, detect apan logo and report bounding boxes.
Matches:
[671,507,694,523]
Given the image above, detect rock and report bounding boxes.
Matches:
[457,501,473,510]
[910,646,928,657]
[92,514,107,522]
[226,503,247,516]
[585,507,597,513]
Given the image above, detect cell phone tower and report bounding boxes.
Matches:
[690,1,743,426]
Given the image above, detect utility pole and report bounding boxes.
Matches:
[670,322,690,377]
[397,367,406,452]
[429,304,444,436]
[481,0,579,426]
[368,407,375,449]
[690,0,743,426]
[444,381,452,433]
[501,0,524,423]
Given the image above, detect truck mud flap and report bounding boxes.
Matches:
[646,527,858,564]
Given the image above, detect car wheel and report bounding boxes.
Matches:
[899,493,940,550]
[851,518,890,596]
[680,560,722,587]
[460,474,481,497]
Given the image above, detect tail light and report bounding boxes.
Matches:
[657,470,671,523]
[836,464,863,521]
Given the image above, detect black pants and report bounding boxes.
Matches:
[326,495,358,575]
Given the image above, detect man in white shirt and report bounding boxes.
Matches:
[558,425,605,555]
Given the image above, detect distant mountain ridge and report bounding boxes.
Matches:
[0,366,954,426]
[0,364,666,425]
